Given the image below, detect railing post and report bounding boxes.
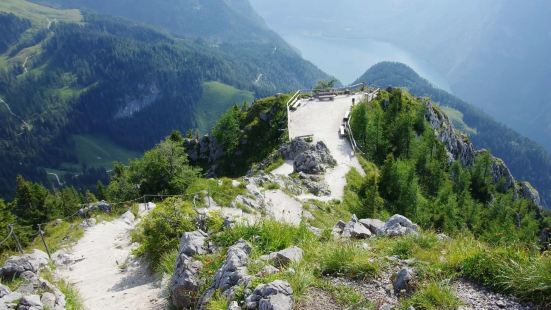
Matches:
[37,224,52,260]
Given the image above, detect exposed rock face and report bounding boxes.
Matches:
[170,253,203,309]
[517,182,543,208]
[184,135,225,165]
[201,240,252,305]
[0,250,49,278]
[0,284,10,298]
[425,103,475,166]
[245,280,293,310]
[488,155,516,191]
[279,138,336,174]
[179,230,209,257]
[383,215,419,237]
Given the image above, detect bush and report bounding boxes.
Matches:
[132,198,195,268]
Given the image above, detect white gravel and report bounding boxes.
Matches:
[57,204,165,310]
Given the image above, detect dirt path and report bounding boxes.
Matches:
[57,204,165,310]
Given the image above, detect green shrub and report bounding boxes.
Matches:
[213,221,313,255]
[401,282,460,310]
[132,198,195,268]
[157,249,178,275]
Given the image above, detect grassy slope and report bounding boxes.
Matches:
[0,0,81,26]
[440,106,477,135]
[194,81,255,133]
[60,134,140,170]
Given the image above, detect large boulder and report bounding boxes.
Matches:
[333,215,372,239]
[0,284,10,298]
[170,253,203,309]
[17,294,42,310]
[359,218,385,236]
[0,250,49,278]
[120,211,135,225]
[245,280,293,310]
[273,247,303,267]
[383,215,418,237]
[179,230,209,257]
[212,240,252,295]
[279,138,336,174]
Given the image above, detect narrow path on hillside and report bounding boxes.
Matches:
[57,204,164,310]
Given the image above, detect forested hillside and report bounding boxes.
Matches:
[355,62,551,209]
[0,0,332,198]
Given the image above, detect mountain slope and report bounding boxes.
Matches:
[355,62,551,208]
[32,0,334,95]
[0,0,331,197]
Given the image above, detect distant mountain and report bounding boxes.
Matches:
[250,0,551,152]
[355,62,551,209]
[0,0,332,197]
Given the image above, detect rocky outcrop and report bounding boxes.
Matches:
[170,253,203,309]
[245,280,293,310]
[184,135,224,165]
[517,181,543,208]
[179,230,209,257]
[0,250,49,278]
[279,138,336,174]
[425,103,475,166]
[359,219,385,236]
[0,251,65,310]
[383,215,419,237]
[199,240,253,308]
[486,154,516,191]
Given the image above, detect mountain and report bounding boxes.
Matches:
[249,0,551,152]
[355,62,551,209]
[0,0,332,197]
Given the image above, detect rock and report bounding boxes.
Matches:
[279,138,336,175]
[383,215,418,237]
[170,254,203,309]
[179,230,209,257]
[273,247,303,267]
[53,219,63,226]
[299,177,331,196]
[495,300,506,308]
[184,135,224,165]
[406,306,416,310]
[232,195,263,211]
[213,240,252,294]
[359,218,385,235]
[332,220,346,236]
[120,210,135,224]
[517,181,543,208]
[40,292,56,310]
[78,200,111,216]
[18,294,42,309]
[257,265,280,277]
[245,280,293,310]
[0,284,10,298]
[228,301,240,310]
[79,218,96,228]
[488,155,515,191]
[425,103,475,166]
[51,250,74,266]
[1,292,22,304]
[379,304,393,310]
[302,210,314,219]
[393,268,415,295]
[436,233,451,241]
[0,250,49,278]
[307,225,322,236]
[246,183,263,199]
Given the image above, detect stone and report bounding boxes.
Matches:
[169,254,203,309]
[273,247,303,267]
[79,218,96,228]
[40,292,56,310]
[359,218,385,235]
[0,250,49,278]
[379,304,393,310]
[517,181,543,208]
[179,230,209,257]
[245,280,293,310]
[78,200,111,216]
[212,240,252,294]
[51,250,74,266]
[307,226,322,236]
[120,210,135,224]
[228,300,241,310]
[436,233,451,241]
[1,292,22,304]
[339,215,372,239]
[279,138,336,175]
[332,220,346,236]
[232,195,263,211]
[18,294,42,309]
[0,284,10,298]
[383,215,418,237]
[393,268,415,295]
[257,265,279,277]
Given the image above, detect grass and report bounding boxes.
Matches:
[0,0,82,27]
[186,178,246,207]
[265,156,285,173]
[318,242,380,280]
[315,280,372,308]
[194,81,254,133]
[29,219,85,254]
[399,282,461,310]
[66,134,140,169]
[440,106,477,135]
